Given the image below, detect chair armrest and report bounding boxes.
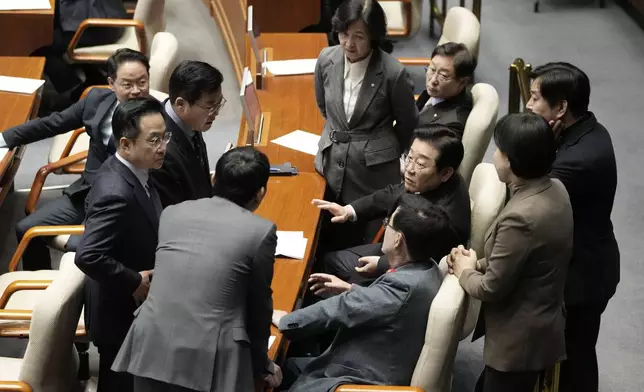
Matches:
[336,386,423,392]
[398,57,431,67]
[8,226,85,272]
[59,127,87,162]
[67,18,147,63]
[0,280,53,309]
[25,150,88,215]
[0,381,33,392]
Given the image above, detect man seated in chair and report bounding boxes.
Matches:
[149,60,226,207]
[0,48,151,271]
[417,42,476,137]
[313,126,471,284]
[273,195,451,392]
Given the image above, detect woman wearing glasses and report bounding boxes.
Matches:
[150,60,227,208]
[449,113,574,392]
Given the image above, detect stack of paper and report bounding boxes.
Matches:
[0,76,45,95]
[268,335,276,350]
[271,130,320,156]
[264,59,317,76]
[275,231,308,260]
[0,0,51,11]
[0,147,8,163]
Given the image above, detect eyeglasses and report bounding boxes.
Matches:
[140,132,172,148]
[117,79,149,90]
[424,66,453,83]
[194,97,227,115]
[404,155,431,171]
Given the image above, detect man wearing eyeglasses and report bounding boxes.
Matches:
[417,42,476,138]
[149,60,226,208]
[0,48,151,271]
[313,126,470,285]
[75,97,168,392]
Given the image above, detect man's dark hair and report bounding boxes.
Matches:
[332,0,388,51]
[106,48,150,80]
[212,146,270,207]
[413,125,464,171]
[112,97,164,141]
[531,62,590,118]
[169,60,224,105]
[494,113,556,179]
[430,42,477,79]
[392,194,452,263]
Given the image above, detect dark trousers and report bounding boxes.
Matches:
[474,366,540,392]
[133,376,199,392]
[559,301,608,392]
[276,357,315,392]
[15,194,84,270]
[323,243,383,284]
[98,344,133,392]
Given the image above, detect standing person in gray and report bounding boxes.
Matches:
[112,146,282,392]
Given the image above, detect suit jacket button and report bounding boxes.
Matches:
[338,161,345,168]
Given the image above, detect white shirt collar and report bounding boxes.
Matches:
[164,100,195,139]
[343,51,373,80]
[115,152,149,189]
[425,96,445,108]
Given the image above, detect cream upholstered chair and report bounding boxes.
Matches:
[0,253,85,392]
[458,84,500,186]
[437,7,480,58]
[338,163,507,392]
[68,0,166,63]
[380,0,423,40]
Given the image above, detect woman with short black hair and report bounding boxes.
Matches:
[449,112,574,392]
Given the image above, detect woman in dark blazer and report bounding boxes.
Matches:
[449,113,574,392]
[313,0,418,206]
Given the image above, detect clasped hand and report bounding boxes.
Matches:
[447,245,477,278]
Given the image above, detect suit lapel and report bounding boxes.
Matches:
[330,48,350,131]
[111,157,160,232]
[348,51,384,128]
[90,91,117,138]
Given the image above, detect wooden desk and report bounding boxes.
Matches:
[239,33,327,173]
[0,0,55,56]
[248,0,321,32]
[0,57,46,207]
[255,173,325,360]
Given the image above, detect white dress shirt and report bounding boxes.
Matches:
[101,101,119,146]
[115,152,150,197]
[424,96,444,108]
[343,52,373,122]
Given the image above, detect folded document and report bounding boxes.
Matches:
[0,76,45,94]
[271,130,320,156]
[275,231,308,260]
[264,59,317,76]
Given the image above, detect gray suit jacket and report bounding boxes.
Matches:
[460,177,573,372]
[112,197,277,392]
[416,89,473,139]
[280,262,441,392]
[314,45,418,204]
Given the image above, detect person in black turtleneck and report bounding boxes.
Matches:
[149,61,227,208]
[312,125,471,284]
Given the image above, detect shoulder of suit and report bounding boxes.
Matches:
[319,46,339,63]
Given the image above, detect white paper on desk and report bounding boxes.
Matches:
[0,147,8,163]
[264,59,317,76]
[275,231,308,260]
[268,335,276,350]
[0,0,51,10]
[271,130,320,156]
[0,76,45,94]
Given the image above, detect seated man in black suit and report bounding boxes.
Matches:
[0,48,151,270]
[417,42,476,137]
[75,97,168,392]
[274,195,452,392]
[149,60,225,207]
[313,126,471,284]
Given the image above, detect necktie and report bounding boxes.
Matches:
[145,182,163,217]
[192,133,205,168]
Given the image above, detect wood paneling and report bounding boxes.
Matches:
[247,0,320,32]
[210,0,247,84]
[0,57,46,207]
[0,0,54,56]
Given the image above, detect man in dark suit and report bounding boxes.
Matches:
[0,49,150,271]
[149,60,226,207]
[75,97,168,392]
[527,62,620,392]
[313,126,471,284]
[416,42,476,137]
[273,195,452,392]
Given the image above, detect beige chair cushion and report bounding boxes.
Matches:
[381,1,408,33]
[73,27,140,57]
[459,83,500,185]
[437,6,480,58]
[49,132,90,165]
[468,163,507,257]
[148,32,179,93]
[0,357,22,380]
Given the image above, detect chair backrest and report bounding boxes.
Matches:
[437,6,480,58]
[468,163,506,257]
[19,253,85,392]
[381,0,423,40]
[459,83,499,186]
[134,0,166,50]
[148,32,179,93]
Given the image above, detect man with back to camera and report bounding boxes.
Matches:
[526,62,619,392]
[149,60,227,207]
[313,126,471,284]
[75,97,168,392]
[0,48,151,270]
[417,42,476,137]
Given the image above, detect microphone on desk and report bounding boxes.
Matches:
[270,162,298,176]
